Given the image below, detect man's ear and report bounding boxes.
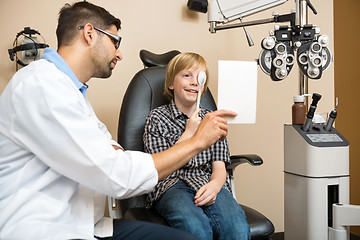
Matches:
[81,24,96,46]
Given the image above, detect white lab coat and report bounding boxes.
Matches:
[0,60,158,239]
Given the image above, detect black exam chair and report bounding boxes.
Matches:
[116,50,275,240]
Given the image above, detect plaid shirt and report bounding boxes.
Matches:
[143,100,231,208]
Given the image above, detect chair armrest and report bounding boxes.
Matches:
[227,154,263,171]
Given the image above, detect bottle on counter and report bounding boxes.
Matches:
[292,95,307,125]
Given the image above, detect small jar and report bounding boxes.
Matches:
[292,95,306,125]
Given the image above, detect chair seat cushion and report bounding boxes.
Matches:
[124,204,274,240]
[240,204,274,240]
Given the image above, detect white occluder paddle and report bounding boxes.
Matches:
[196,71,207,109]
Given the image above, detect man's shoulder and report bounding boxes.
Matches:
[14,60,62,82]
[10,60,59,84]
[10,60,78,99]
[27,59,57,72]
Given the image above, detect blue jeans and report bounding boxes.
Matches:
[154,180,250,240]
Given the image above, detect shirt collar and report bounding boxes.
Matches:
[41,48,88,96]
[169,100,185,119]
[168,100,206,119]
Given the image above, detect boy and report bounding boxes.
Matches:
[143,53,250,240]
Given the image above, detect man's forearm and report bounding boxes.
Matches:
[151,136,202,180]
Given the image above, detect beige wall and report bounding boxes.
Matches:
[0,0,335,232]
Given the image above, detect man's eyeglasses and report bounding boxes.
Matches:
[78,26,121,49]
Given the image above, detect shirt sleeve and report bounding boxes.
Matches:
[211,138,231,166]
[143,111,173,154]
[8,62,157,199]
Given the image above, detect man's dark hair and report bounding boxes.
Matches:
[56,1,121,49]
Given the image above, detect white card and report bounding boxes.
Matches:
[217,60,257,124]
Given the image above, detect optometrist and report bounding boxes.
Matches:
[0,2,236,240]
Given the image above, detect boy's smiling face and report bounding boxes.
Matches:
[169,66,206,110]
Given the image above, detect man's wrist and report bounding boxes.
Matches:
[188,134,205,152]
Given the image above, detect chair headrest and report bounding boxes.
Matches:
[140,49,180,68]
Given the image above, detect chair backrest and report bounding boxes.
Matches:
[118,66,217,152]
[117,63,217,216]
